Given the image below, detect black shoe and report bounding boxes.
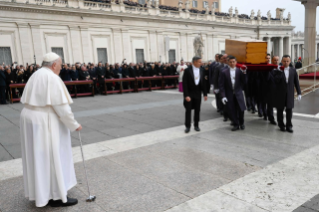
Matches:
[251,109,256,114]
[279,127,286,132]
[231,126,240,131]
[223,118,228,122]
[185,128,190,133]
[269,120,277,125]
[230,122,235,126]
[240,125,245,130]
[48,197,78,207]
[258,113,263,117]
[286,127,293,133]
[247,107,251,112]
[263,117,267,121]
[194,127,200,132]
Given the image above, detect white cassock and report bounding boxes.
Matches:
[20,67,80,207]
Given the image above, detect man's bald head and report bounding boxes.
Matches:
[272,56,280,65]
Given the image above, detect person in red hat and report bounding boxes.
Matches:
[295,57,302,69]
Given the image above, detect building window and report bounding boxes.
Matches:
[97,48,108,64]
[169,50,176,64]
[203,1,208,8]
[138,0,145,4]
[221,50,225,54]
[213,2,219,8]
[135,49,145,64]
[192,0,197,8]
[0,47,12,66]
[51,47,65,63]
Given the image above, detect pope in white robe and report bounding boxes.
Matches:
[20,52,82,207]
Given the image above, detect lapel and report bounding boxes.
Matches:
[235,68,241,89]
[225,67,232,89]
[189,66,194,82]
[288,68,294,85]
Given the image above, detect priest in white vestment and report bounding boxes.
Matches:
[20,52,82,207]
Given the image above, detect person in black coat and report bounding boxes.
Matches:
[182,57,208,133]
[88,64,98,94]
[79,65,91,92]
[60,64,71,81]
[219,56,247,131]
[273,55,302,133]
[0,66,6,104]
[5,67,16,100]
[295,58,302,69]
[209,54,221,111]
[95,62,106,94]
[213,54,229,121]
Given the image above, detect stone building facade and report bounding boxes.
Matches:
[0,0,293,65]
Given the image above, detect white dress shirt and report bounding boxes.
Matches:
[192,65,200,85]
[230,67,236,89]
[284,67,289,83]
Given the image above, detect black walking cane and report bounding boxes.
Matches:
[78,131,96,202]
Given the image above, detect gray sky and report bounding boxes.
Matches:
[222,0,317,32]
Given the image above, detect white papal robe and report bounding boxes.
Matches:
[20,67,80,207]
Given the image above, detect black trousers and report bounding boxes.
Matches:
[277,108,293,128]
[0,86,6,104]
[184,98,201,128]
[231,95,244,127]
[266,102,275,122]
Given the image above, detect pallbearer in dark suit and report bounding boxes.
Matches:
[219,56,247,131]
[183,56,208,133]
[273,55,301,133]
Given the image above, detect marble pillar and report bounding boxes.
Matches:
[69,26,83,63]
[17,23,32,64]
[80,27,90,63]
[149,30,157,62]
[121,29,130,62]
[30,24,44,64]
[112,28,123,63]
[303,1,317,66]
[265,37,272,54]
[279,37,283,59]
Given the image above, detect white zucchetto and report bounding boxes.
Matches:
[43,52,60,62]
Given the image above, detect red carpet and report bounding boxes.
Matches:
[299,72,319,79]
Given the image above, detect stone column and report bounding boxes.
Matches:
[291,44,295,62]
[148,30,157,62]
[279,36,283,59]
[17,23,32,65]
[296,44,300,59]
[121,29,130,62]
[156,31,164,62]
[186,33,193,61]
[179,32,187,61]
[69,26,82,63]
[112,28,123,63]
[265,37,272,54]
[80,27,91,63]
[207,34,213,60]
[315,42,318,60]
[30,24,44,64]
[287,36,292,58]
[303,1,317,66]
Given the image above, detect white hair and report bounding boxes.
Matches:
[42,58,60,67]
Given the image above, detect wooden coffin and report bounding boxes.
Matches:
[225,39,267,64]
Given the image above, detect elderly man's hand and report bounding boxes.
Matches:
[185,97,191,102]
[76,125,82,131]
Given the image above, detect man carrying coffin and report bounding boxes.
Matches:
[20,52,82,207]
[183,56,208,133]
[273,55,301,133]
[219,56,247,131]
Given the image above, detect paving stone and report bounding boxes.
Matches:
[107,148,230,198]
[75,157,190,212]
[0,145,13,162]
[143,141,260,181]
[2,143,21,159]
[293,206,318,212]
[0,177,106,212]
[299,194,319,211]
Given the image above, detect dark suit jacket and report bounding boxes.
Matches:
[182,66,207,100]
[273,67,301,109]
[213,63,226,89]
[208,61,219,85]
[0,71,6,86]
[219,67,246,112]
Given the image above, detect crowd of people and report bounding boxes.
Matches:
[0,60,214,104]
[207,53,301,133]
